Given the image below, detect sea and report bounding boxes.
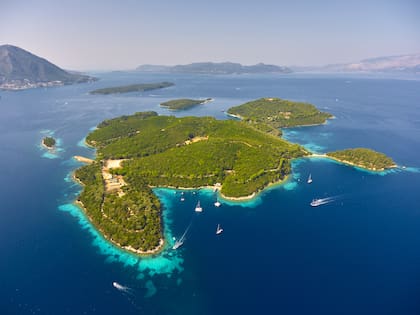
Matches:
[1,71,420,315]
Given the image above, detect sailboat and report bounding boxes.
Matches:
[195,200,203,212]
[307,173,313,184]
[214,199,221,207]
[216,224,223,235]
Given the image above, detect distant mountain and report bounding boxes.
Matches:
[136,62,291,74]
[294,53,420,74]
[136,64,172,72]
[0,45,96,90]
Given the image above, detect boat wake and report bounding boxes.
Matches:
[173,220,193,250]
[310,195,342,207]
[112,282,144,310]
[113,282,134,295]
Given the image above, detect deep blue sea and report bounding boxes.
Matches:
[1,72,420,315]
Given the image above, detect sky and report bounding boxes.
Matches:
[2,0,419,70]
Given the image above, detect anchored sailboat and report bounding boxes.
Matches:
[214,199,221,207]
[216,224,223,235]
[195,200,203,212]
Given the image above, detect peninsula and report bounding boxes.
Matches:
[325,148,396,171]
[74,98,394,255]
[160,98,212,110]
[90,82,174,95]
[0,45,96,90]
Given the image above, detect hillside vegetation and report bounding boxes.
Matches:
[77,109,308,252]
[75,97,395,254]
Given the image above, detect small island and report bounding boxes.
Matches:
[325,148,396,171]
[42,136,56,149]
[160,98,212,110]
[90,82,174,95]
[227,97,333,128]
[74,98,395,255]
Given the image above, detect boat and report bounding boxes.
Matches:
[180,197,185,202]
[112,282,125,290]
[310,199,323,206]
[173,223,191,250]
[195,200,203,212]
[214,200,221,207]
[172,239,184,250]
[310,197,333,207]
[307,173,313,184]
[216,224,223,235]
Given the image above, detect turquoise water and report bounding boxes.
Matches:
[1,72,420,314]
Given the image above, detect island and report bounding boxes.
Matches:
[136,62,292,74]
[74,98,394,255]
[160,98,212,110]
[90,82,174,95]
[325,148,396,171]
[42,136,56,149]
[227,97,333,128]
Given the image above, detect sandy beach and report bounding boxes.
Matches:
[74,155,94,164]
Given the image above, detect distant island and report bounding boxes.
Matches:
[0,45,96,90]
[325,148,396,171]
[74,98,394,255]
[293,53,420,74]
[136,62,292,74]
[160,98,212,110]
[42,136,56,149]
[90,82,174,95]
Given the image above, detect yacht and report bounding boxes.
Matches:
[173,223,191,250]
[307,173,313,184]
[172,239,184,250]
[216,224,223,235]
[310,197,332,207]
[310,199,323,207]
[195,200,203,212]
[214,200,221,207]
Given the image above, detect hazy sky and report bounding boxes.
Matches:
[2,0,419,70]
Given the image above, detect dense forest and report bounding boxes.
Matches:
[75,162,162,252]
[90,82,174,95]
[227,97,333,128]
[77,105,312,252]
[76,98,394,254]
[326,148,396,170]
